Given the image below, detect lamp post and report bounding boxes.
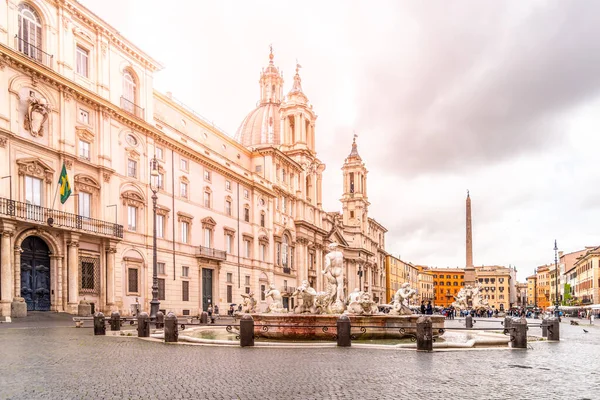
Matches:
[149,157,160,319]
[554,240,559,318]
[357,264,363,291]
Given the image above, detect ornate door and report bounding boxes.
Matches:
[20,236,51,311]
[202,268,212,311]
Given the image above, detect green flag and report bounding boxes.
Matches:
[58,163,71,204]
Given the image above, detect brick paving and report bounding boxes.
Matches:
[0,315,599,399]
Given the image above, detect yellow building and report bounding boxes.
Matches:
[416,266,434,304]
[474,266,512,311]
[385,255,419,304]
[430,268,464,307]
[536,265,551,309]
[573,247,600,305]
[526,275,537,307]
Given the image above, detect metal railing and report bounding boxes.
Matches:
[0,197,123,238]
[14,35,53,68]
[120,96,145,119]
[195,245,226,260]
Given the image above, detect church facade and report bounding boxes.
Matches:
[0,0,387,318]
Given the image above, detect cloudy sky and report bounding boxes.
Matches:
[81,0,600,281]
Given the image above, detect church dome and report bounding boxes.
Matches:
[235,47,285,148]
[234,103,281,147]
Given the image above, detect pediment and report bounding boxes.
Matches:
[74,174,100,193]
[17,157,55,182]
[125,148,141,160]
[121,190,146,207]
[327,227,349,247]
[75,126,95,141]
[201,216,217,227]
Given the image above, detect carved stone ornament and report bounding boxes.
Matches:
[17,157,54,183]
[120,190,145,208]
[102,172,111,183]
[64,160,73,170]
[177,211,194,223]
[0,57,8,71]
[201,216,217,229]
[101,43,108,57]
[0,137,7,148]
[24,93,51,137]
[74,174,100,194]
[107,247,117,254]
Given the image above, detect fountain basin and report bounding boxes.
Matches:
[250,313,445,340]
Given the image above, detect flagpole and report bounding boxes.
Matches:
[52,176,61,210]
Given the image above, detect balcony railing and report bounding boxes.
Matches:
[14,35,53,68]
[281,286,296,295]
[195,245,226,261]
[0,197,123,238]
[283,267,291,274]
[120,96,145,119]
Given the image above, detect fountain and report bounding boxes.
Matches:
[243,243,445,341]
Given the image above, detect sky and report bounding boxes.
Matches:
[79,0,600,281]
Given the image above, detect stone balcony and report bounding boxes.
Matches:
[0,197,123,239]
[195,245,227,261]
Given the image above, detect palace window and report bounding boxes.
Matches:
[182,266,189,277]
[79,140,90,160]
[225,233,233,254]
[25,175,43,206]
[155,147,163,160]
[157,262,165,275]
[204,191,211,208]
[78,109,90,125]
[260,244,266,261]
[127,268,139,293]
[225,199,232,216]
[127,205,137,231]
[76,45,89,78]
[244,206,250,222]
[182,281,189,302]
[79,256,99,293]
[181,221,189,244]
[203,228,212,247]
[260,212,265,227]
[225,180,231,191]
[244,239,251,258]
[158,278,165,300]
[156,215,164,238]
[17,4,42,61]
[180,158,188,171]
[78,192,91,218]
[227,273,233,283]
[180,182,188,198]
[127,159,137,178]
[204,170,211,181]
[123,70,137,106]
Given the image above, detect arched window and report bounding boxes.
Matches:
[18,4,42,61]
[282,235,288,267]
[122,70,137,114]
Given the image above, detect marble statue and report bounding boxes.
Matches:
[323,242,346,313]
[313,273,337,314]
[264,283,285,313]
[452,284,489,310]
[345,290,378,315]
[24,93,51,137]
[240,291,257,314]
[389,282,416,316]
[292,280,318,314]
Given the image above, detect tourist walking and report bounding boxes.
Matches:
[426,301,433,315]
[420,301,426,314]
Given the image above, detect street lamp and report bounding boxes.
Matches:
[357,264,363,291]
[149,157,160,319]
[554,240,560,318]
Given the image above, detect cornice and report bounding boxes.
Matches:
[56,0,164,72]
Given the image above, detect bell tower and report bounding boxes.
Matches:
[280,61,316,152]
[340,135,369,230]
[259,45,284,105]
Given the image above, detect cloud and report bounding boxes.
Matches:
[352,0,600,176]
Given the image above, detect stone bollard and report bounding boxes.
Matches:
[11,297,27,318]
[240,314,255,347]
[510,320,528,349]
[137,312,150,338]
[416,316,433,352]
[110,311,121,331]
[78,300,92,317]
[164,312,179,343]
[465,315,473,329]
[541,319,548,337]
[156,311,165,329]
[503,316,512,333]
[93,312,106,336]
[336,315,351,347]
[547,318,560,341]
[200,311,208,324]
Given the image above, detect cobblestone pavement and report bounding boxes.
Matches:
[1,316,599,400]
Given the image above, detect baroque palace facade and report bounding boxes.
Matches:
[0,0,387,317]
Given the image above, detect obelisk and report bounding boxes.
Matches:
[464,191,476,286]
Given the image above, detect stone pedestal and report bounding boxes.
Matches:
[78,300,92,317]
[11,298,27,318]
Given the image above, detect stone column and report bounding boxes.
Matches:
[13,243,21,300]
[0,230,14,317]
[106,246,116,310]
[67,237,80,313]
[316,174,323,207]
[55,255,64,312]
